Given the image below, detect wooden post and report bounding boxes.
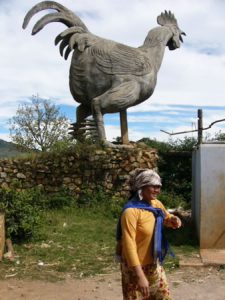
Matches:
[0,213,5,261]
[198,109,203,145]
[6,238,14,260]
[120,110,129,144]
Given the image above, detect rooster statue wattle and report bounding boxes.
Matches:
[23,1,185,146]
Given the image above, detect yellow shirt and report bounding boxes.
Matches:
[121,199,174,267]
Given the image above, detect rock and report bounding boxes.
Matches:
[118,175,129,180]
[129,156,136,163]
[147,162,153,168]
[137,150,143,160]
[45,186,60,192]
[16,173,26,179]
[68,183,76,190]
[124,165,132,172]
[63,177,72,184]
[122,185,130,191]
[74,178,82,185]
[84,170,91,176]
[40,243,51,248]
[75,187,81,193]
[88,156,95,162]
[95,150,106,155]
[68,156,74,161]
[120,191,129,197]
[3,167,13,173]
[106,183,113,189]
[23,182,33,188]
[36,173,45,179]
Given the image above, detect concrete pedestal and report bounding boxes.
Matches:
[192,144,225,264]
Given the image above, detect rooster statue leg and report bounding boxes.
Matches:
[92,98,107,145]
[71,104,92,141]
[76,104,92,127]
[92,80,140,146]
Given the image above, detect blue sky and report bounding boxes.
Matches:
[60,104,225,141]
[0,0,225,142]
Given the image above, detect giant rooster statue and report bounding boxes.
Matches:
[23,1,185,146]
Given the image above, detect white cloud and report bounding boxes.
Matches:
[128,115,176,124]
[105,124,120,141]
[105,124,147,142]
[0,133,11,142]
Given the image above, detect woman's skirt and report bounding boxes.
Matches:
[121,261,172,300]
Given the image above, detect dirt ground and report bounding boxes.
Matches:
[0,266,225,300]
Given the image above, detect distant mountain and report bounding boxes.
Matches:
[0,139,26,158]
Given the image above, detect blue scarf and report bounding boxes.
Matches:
[116,194,173,264]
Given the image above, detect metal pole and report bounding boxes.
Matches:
[198,109,203,145]
[120,110,129,144]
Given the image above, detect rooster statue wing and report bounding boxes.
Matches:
[23,1,185,146]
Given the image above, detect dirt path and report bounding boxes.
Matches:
[0,267,225,300]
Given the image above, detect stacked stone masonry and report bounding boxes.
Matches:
[0,146,158,198]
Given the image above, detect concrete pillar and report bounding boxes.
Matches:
[120,110,129,144]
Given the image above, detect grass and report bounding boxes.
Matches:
[1,207,119,281]
[0,206,199,281]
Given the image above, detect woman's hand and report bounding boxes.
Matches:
[133,265,150,298]
[170,215,182,229]
[137,274,150,298]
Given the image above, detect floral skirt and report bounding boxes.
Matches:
[121,262,172,300]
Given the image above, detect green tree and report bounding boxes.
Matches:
[211,130,225,141]
[9,95,70,152]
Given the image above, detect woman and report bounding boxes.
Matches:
[116,169,182,300]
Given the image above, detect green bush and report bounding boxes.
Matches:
[110,196,127,218]
[158,191,186,209]
[139,136,196,206]
[0,188,42,241]
[77,185,126,218]
[0,186,77,241]
[44,188,76,209]
[78,185,110,207]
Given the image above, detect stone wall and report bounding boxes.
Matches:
[0,145,158,197]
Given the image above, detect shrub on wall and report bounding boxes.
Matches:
[77,185,126,218]
[158,191,187,209]
[0,187,78,241]
[0,188,42,241]
[43,188,76,209]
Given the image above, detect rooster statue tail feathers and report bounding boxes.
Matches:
[22,1,89,59]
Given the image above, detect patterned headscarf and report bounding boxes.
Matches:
[129,168,162,193]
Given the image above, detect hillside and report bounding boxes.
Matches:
[0,139,25,158]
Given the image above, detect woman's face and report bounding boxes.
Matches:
[141,185,161,201]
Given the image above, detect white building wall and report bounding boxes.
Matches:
[192,144,225,249]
